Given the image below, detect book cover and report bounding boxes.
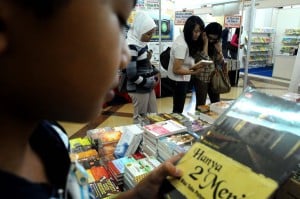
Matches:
[163,88,300,199]
[157,132,197,161]
[114,124,143,158]
[87,127,122,147]
[89,178,121,199]
[146,113,168,123]
[90,166,111,181]
[143,120,187,138]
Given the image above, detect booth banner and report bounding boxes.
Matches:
[224,15,242,28]
[135,0,145,8]
[174,10,194,25]
[146,0,160,10]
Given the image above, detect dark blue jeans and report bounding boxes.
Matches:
[170,79,189,113]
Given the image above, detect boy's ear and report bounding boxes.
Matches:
[0,33,7,54]
[0,7,8,54]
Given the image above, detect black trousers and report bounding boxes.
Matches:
[169,79,189,113]
[192,77,220,108]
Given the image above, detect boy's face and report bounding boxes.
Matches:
[0,0,134,122]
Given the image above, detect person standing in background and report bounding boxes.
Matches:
[126,11,160,123]
[167,15,207,113]
[229,27,243,86]
[193,22,225,108]
[229,27,240,59]
[221,27,230,58]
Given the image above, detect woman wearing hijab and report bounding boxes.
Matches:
[126,11,159,123]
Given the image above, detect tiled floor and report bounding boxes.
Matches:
[60,74,290,138]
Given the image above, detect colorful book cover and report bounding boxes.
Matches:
[87,127,122,146]
[90,166,111,181]
[146,113,168,123]
[79,157,101,169]
[89,178,120,199]
[144,120,187,138]
[163,87,300,199]
[114,124,143,158]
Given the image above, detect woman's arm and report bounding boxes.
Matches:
[173,59,204,75]
[172,59,193,75]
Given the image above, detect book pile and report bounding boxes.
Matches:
[114,124,144,159]
[157,131,197,162]
[123,156,161,190]
[106,156,136,187]
[142,120,187,157]
[68,137,122,197]
[163,87,300,199]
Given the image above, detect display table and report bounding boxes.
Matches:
[273,55,296,80]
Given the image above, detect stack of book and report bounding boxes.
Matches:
[123,156,161,190]
[157,131,197,162]
[114,124,144,159]
[106,156,135,187]
[142,120,188,158]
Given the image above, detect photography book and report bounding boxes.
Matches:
[162,87,300,199]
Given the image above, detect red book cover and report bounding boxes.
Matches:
[90,166,111,181]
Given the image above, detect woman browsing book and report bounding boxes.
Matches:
[192,22,226,109]
[167,15,207,113]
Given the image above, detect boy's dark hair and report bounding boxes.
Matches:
[183,15,205,57]
[205,22,222,58]
[13,0,137,18]
[13,0,70,18]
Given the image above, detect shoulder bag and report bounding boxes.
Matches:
[210,62,231,94]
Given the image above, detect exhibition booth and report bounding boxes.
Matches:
[131,0,300,94]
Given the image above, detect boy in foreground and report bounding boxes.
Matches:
[0,0,182,198]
